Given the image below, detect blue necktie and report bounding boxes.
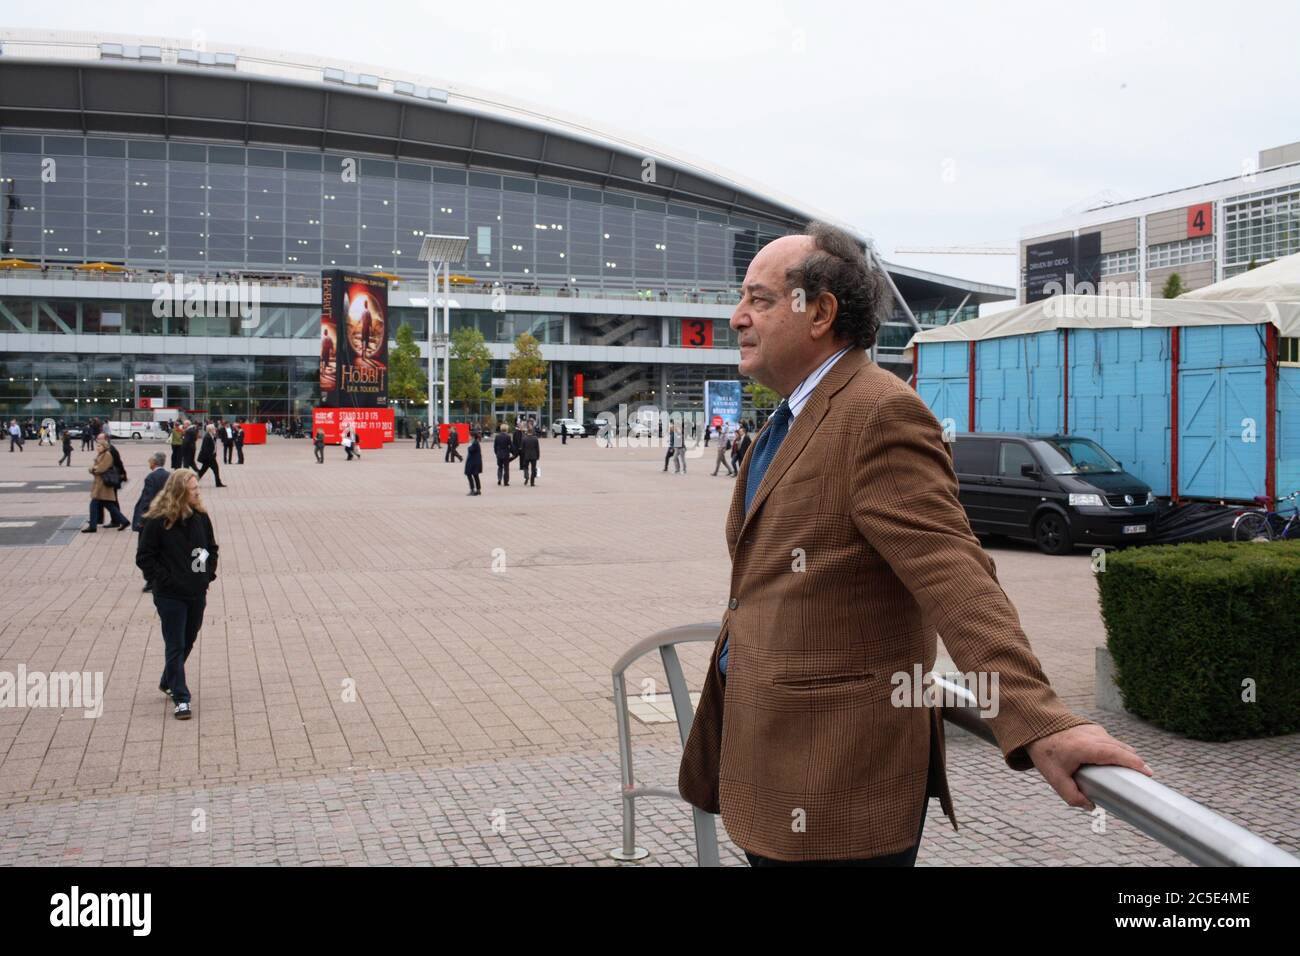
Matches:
[720,401,792,675]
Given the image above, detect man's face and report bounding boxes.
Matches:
[730,236,817,392]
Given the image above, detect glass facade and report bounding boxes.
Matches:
[1224,187,1300,274]
[0,133,791,290]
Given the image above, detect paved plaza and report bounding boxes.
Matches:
[0,434,1295,865]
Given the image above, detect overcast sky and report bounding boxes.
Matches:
[7,0,1300,302]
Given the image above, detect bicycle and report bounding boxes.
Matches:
[1231,490,1300,541]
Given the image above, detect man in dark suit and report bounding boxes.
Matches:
[234,424,245,464]
[219,420,234,464]
[195,424,226,487]
[493,423,514,486]
[132,453,171,591]
[181,420,198,470]
[511,420,525,469]
[521,429,540,486]
[729,425,750,478]
[678,222,1150,866]
[445,425,462,463]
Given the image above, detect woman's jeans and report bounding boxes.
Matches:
[89,499,127,528]
[154,593,206,704]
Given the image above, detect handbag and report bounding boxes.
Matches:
[101,466,122,489]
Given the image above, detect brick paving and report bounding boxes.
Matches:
[0,435,1294,865]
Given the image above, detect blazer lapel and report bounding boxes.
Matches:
[737,349,869,539]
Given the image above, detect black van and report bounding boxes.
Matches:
[951,433,1157,555]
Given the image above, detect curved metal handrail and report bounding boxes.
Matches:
[612,623,1300,867]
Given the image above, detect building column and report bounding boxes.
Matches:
[561,363,569,418]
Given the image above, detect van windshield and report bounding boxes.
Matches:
[1031,438,1123,475]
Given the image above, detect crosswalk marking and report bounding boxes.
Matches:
[0,521,37,528]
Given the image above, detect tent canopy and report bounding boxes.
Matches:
[1181,251,1300,302]
[904,294,1300,358]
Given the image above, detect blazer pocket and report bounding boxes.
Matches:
[763,475,823,516]
[771,671,895,703]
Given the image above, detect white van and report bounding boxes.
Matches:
[108,419,168,442]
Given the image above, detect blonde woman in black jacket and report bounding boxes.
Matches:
[135,468,219,719]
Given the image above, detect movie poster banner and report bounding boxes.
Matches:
[705,380,743,430]
[321,270,389,407]
[312,407,395,445]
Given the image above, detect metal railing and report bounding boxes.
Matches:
[611,622,1300,867]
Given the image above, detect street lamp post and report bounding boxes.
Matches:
[418,235,469,433]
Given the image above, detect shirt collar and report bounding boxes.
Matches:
[786,346,852,419]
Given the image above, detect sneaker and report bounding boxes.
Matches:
[174,702,191,719]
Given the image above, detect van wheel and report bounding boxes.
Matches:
[131,432,142,440]
[1034,512,1072,555]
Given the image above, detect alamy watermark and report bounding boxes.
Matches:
[151,273,261,329]
[1041,274,1152,325]
[0,666,103,718]
[891,664,1000,718]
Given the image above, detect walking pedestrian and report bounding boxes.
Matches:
[664,424,678,472]
[493,423,514,486]
[8,420,22,453]
[234,423,245,464]
[169,420,184,468]
[82,434,130,532]
[313,430,325,463]
[730,425,750,477]
[58,429,73,467]
[195,424,226,487]
[342,425,358,461]
[445,425,462,463]
[464,432,483,496]
[430,421,441,449]
[219,420,234,464]
[132,454,170,588]
[136,468,219,720]
[511,421,525,469]
[182,420,198,470]
[675,426,688,474]
[521,428,540,486]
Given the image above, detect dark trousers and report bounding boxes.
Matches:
[664,448,674,471]
[744,799,930,867]
[154,593,205,704]
[496,456,511,485]
[466,473,481,493]
[9,436,21,452]
[196,458,221,484]
[170,445,183,469]
[236,444,244,464]
[522,459,537,484]
[222,442,233,464]
[59,449,72,466]
[344,443,356,460]
[89,498,128,528]
[314,445,324,463]
[446,445,462,462]
[184,449,196,470]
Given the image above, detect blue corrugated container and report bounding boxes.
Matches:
[912,318,1294,504]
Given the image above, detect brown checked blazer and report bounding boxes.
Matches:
[678,348,1091,862]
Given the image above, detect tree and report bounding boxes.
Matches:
[449,326,493,417]
[745,381,781,411]
[1161,272,1184,299]
[388,323,427,422]
[501,332,548,415]
[1247,258,1260,271]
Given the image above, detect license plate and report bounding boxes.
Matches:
[1123,524,1147,534]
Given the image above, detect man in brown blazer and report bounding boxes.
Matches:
[678,222,1151,865]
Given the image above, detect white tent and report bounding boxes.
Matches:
[1180,251,1300,302]
[903,294,1300,360]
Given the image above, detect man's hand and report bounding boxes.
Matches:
[1026,724,1152,811]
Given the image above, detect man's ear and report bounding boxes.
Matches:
[808,291,839,341]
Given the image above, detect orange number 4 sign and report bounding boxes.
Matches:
[681,319,713,348]
[1187,202,1212,238]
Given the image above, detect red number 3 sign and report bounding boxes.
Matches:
[681,319,713,348]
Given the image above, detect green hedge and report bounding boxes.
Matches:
[1096,540,1300,741]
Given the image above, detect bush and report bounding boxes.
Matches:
[1096,540,1300,741]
